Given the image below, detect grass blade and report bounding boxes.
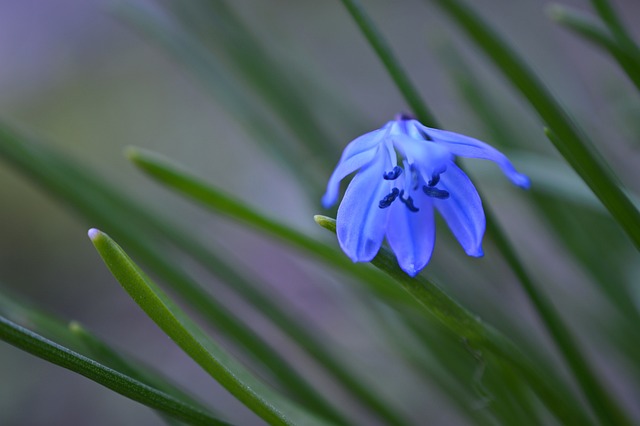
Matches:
[88,228,329,426]
[0,315,227,426]
[339,0,437,126]
[313,215,595,426]
[548,4,640,91]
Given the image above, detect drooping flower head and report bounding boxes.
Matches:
[322,114,529,277]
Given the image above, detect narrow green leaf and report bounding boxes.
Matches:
[590,0,640,71]
[313,215,595,426]
[430,0,640,252]
[0,287,221,425]
[548,4,640,91]
[126,146,416,307]
[339,0,437,126]
[0,315,227,426]
[88,228,328,426]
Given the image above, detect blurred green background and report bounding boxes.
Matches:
[1,0,639,424]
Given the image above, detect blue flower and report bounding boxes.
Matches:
[322,115,530,277]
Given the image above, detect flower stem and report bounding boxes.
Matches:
[339,0,438,127]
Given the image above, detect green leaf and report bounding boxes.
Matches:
[313,215,596,426]
[0,287,218,423]
[430,0,640,252]
[589,0,640,72]
[88,228,329,426]
[126,146,415,307]
[0,315,227,426]
[547,4,640,91]
[339,0,437,127]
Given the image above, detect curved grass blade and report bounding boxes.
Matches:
[0,315,228,426]
[313,215,595,426]
[430,0,640,252]
[548,4,640,91]
[0,123,349,425]
[339,0,437,127]
[88,228,329,426]
[126,146,416,307]
[590,0,640,70]
[0,286,223,425]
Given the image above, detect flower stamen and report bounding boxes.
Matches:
[423,186,450,199]
[379,187,400,209]
[399,190,420,212]
[428,173,440,187]
[383,166,403,180]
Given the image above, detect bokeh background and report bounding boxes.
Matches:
[1,0,639,424]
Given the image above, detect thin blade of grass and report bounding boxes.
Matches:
[590,0,640,70]
[88,228,329,426]
[0,315,228,426]
[0,288,215,424]
[314,215,595,426]
[339,0,437,127]
[547,4,640,92]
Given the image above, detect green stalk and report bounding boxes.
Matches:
[339,0,438,127]
[590,0,640,70]
[548,4,640,91]
[88,229,328,426]
[314,216,593,426]
[0,316,227,426]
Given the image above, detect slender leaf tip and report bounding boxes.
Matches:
[313,215,336,233]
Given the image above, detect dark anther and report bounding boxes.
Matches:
[379,188,400,209]
[427,173,440,187]
[418,129,434,141]
[399,190,420,212]
[423,186,450,199]
[383,166,403,180]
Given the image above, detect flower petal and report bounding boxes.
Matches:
[386,189,436,276]
[434,162,485,257]
[322,123,392,207]
[392,134,452,181]
[336,147,392,262]
[414,123,530,189]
